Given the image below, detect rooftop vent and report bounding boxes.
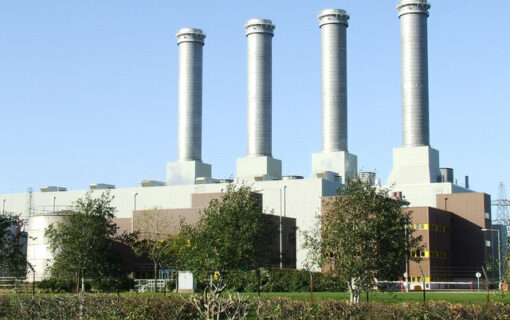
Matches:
[40,186,67,192]
[358,172,376,186]
[89,183,115,190]
[141,180,166,187]
[316,171,341,183]
[283,175,304,180]
[195,177,219,185]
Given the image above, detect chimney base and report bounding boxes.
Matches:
[166,160,211,185]
[311,151,357,184]
[386,146,440,185]
[236,156,282,182]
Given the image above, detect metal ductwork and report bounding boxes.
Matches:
[245,19,275,157]
[176,28,206,162]
[397,0,431,147]
[318,9,349,153]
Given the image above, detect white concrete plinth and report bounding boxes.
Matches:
[166,161,211,185]
[236,156,282,181]
[387,146,441,185]
[311,151,357,184]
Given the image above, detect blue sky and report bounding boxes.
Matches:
[0,1,509,200]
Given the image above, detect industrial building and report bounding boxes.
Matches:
[0,0,497,287]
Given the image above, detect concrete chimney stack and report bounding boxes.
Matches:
[176,28,206,161]
[237,19,281,181]
[397,0,431,147]
[167,28,211,185]
[318,9,349,153]
[387,0,441,188]
[245,19,275,157]
[311,9,357,183]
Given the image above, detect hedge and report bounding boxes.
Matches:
[0,295,198,320]
[211,268,346,293]
[2,295,510,320]
[257,298,510,320]
[37,277,135,293]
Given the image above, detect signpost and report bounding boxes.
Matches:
[475,272,481,292]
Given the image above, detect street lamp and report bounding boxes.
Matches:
[133,193,138,211]
[53,196,56,213]
[2,199,5,214]
[481,228,502,290]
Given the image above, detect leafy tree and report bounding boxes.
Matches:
[304,179,422,303]
[45,192,135,291]
[132,212,187,291]
[0,213,27,277]
[179,184,278,284]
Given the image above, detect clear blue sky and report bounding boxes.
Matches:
[1,1,509,200]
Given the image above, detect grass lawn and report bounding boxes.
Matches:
[241,291,510,305]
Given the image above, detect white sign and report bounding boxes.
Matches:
[403,272,408,278]
[475,272,481,278]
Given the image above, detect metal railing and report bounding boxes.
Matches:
[134,279,170,293]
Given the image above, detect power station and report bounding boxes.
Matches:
[0,1,495,289]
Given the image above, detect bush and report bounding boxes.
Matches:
[90,278,135,293]
[2,295,510,319]
[214,268,346,293]
[0,295,198,320]
[256,298,510,320]
[37,278,80,293]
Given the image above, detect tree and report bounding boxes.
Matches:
[304,179,422,303]
[0,213,27,277]
[132,211,187,291]
[179,184,278,283]
[45,192,134,291]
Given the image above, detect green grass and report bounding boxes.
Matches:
[241,291,510,305]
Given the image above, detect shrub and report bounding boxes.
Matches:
[0,295,198,320]
[90,278,135,293]
[216,268,346,293]
[256,298,510,320]
[37,278,79,293]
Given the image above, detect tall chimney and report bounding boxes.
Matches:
[245,19,275,157]
[397,0,431,147]
[176,28,206,161]
[318,9,349,152]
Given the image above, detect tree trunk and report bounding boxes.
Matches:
[153,261,158,293]
[348,278,360,304]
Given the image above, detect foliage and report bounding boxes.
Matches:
[45,192,136,284]
[0,213,27,277]
[2,295,510,320]
[303,179,422,303]
[189,282,250,320]
[179,184,279,282]
[89,277,135,293]
[131,225,187,291]
[0,295,199,320]
[37,278,82,293]
[256,298,510,320]
[219,268,345,293]
[36,277,135,293]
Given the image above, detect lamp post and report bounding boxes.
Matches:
[481,228,502,290]
[2,199,5,214]
[53,196,56,213]
[133,193,138,211]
